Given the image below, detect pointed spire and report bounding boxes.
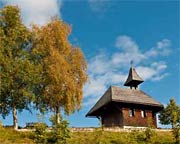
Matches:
[130,60,133,67]
[124,62,144,89]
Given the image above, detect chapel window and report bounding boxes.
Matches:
[129,109,135,117]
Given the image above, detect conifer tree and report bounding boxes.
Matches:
[159,98,180,128]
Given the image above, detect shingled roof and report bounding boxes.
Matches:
[86,86,163,117]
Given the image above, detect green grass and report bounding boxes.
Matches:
[0,126,175,144]
[67,129,175,144]
[0,126,34,144]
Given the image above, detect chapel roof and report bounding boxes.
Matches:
[86,86,163,117]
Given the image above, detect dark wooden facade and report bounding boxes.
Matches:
[100,103,157,127]
[86,66,164,128]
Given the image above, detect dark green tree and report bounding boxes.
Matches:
[0,6,40,129]
[159,98,180,144]
[159,98,180,128]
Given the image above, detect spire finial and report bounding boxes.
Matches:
[130,60,134,67]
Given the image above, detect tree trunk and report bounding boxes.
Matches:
[172,122,174,129]
[55,107,60,124]
[13,106,18,130]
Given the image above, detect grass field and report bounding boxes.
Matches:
[0,126,34,144]
[68,129,175,144]
[0,125,176,144]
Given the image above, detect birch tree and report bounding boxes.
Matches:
[0,6,39,130]
[32,18,88,123]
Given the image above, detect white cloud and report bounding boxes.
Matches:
[88,54,110,75]
[112,35,146,66]
[83,72,127,107]
[112,52,145,66]
[145,39,171,57]
[115,35,139,53]
[108,72,127,84]
[84,75,107,98]
[83,97,99,107]
[4,0,62,26]
[152,73,169,81]
[88,0,111,13]
[151,61,167,71]
[83,35,171,107]
[136,62,169,81]
[136,66,157,80]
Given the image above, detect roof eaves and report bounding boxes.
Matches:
[85,86,112,117]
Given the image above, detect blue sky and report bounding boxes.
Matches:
[0,0,179,128]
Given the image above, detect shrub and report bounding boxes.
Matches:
[144,127,156,143]
[48,115,71,144]
[91,128,104,144]
[34,122,48,143]
[128,129,145,144]
[172,125,180,144]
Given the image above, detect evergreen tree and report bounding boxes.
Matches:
[159,98,180,144]
[159,98,180,128]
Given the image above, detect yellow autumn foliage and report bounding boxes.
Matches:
[32,18,88,116]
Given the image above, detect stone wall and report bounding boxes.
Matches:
[70,127,171,132]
